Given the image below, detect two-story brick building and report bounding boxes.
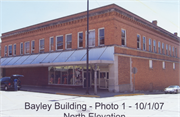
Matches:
[0,4,179,92]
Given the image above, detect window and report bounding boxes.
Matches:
[166,44,168,55]
[169,45,171,56]
[20,42,23,55]
[173,63,175,69]
[121,29,126,46]
[49,37,54,51]
[175,48,177,57]
[4,45,7,56]
[25,42,30,54]
[56,36,63,50]
[149,39,152,52]
[8,45,12,56]
[78,32,83,48]
[31,40,35,53]
[13,44,16,56]
[137,34,141,49]
[162,61,165,69]
[172,47,174,57]
[86,30,95,47]
[162,43,164,54]
[66,34,72,49]
[39,39,44,53]
[153,40,156,53]
[149,60,152,68]
[158,41,161,53]
[99,28,105,45]
[143,36,146,50]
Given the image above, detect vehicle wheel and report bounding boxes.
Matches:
[4,86,8,91]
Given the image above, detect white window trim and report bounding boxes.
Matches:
[39,39,45,53]
[143,36,146,51]
[8,44,12,56]
[86,29,95,47]
[153,40,156,53]
[31,40,35,53]
[4,45,7,56]
[20,42,23,55]
[121,28,126,46]
[78,31,83,48]
[98,27,105,46]
[56,35,63,51]
[49,37,54,51]
[149,38,152,52]
[149,60,153,68]
[158,41,161,53]
[137,34,141,49]
[162,61,165,69]
[13,43,16,56]
[24,41,30,54]
[173,63,175,69]
[65,33,72,49]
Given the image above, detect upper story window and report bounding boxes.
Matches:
[149,39,152,52]
[162,61,165,69]
[153,40,156,53]
[162,43,164,54]
[13,44,16,56]
[25,41,30,54]
[66,34,72,49]
[169,45,171,56]
[86,30,95,47]
[149,60,153,68]
[8,45,12,56]
[175,48,177,57]
[143,36,146,50]
[172,47,175,57]
[121,29,126,46]
[158,41,161,54]
[78,32,83,48]
[49,37,54,51]
[99,28,105,46]
[20,42,23,55]
[137,34,141,49]
[39,39,44,53]
[56,36,63,50]
[4,45,7,57]
[166,44,168,55]
[31,40,35,53]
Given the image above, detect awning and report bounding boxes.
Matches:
[0,46,114,68]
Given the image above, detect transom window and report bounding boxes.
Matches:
[137,34,141,49]
[99,28,105,45]
[31,40,35,53]
[25,42,30,54]
[78,32,83,48]
[143,36,146,50]
[66,34,72,49]
[56,36,63,50]
[14,44,16,56]
[39,39,44,53]
[153,40,156,53]
[8,45,12,56]
[86,30,95,47]
[49,37,54,51]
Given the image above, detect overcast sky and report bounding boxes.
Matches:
[0,0,179,42]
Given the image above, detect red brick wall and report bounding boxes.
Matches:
[4,67,48,86]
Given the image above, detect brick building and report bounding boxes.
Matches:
[0,4,180,92]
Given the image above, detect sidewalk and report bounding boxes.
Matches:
[20,85,164,98]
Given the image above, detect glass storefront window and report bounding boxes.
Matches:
[74,66,83,85]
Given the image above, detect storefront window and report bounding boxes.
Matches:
[74,66,83,85]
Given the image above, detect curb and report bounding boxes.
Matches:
[114,93,144,97]
[56,93,100,98]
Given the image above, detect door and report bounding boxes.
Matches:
[99,72,109,89]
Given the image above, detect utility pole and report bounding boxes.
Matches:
[86,0,89,94]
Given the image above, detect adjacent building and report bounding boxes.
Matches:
[0,4,180,92]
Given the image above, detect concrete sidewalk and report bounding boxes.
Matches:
[20,85,164,98]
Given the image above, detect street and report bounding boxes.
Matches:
[0,90,180,117]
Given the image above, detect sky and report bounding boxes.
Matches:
[0,0,179,42]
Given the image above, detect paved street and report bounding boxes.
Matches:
[0,90,180,117]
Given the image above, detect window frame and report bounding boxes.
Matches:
[137,34,141,49]
[166,44,168,55]
[149,38,152,52]
[121,29,126,46]
[169,45,171,56]
[143,36,146,50]
[78,31,83,48]
[31,40,35,54]
[56,35,64,51]
[49,37,54,51]
[153,40,156,53]
[8,44,12,56]
[65,34,72,49]
[4,45,7,57]
[158,41,161,54]
[24,41,30,54]
[20,42,23,55]
[172,46,175,57]
[86,29,95,47]
[98,28,105,46]
[13,44,16,56]
[162,43,164,54]
[39,39,45,53]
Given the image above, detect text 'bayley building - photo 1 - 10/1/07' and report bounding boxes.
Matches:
[0,4,180,92]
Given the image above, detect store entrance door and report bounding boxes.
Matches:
[99,72,109,89]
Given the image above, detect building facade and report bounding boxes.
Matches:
[1,4,180,92]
